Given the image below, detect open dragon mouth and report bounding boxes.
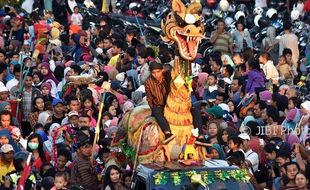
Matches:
[175,31,202,60]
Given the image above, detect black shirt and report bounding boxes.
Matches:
[52,115,65,125]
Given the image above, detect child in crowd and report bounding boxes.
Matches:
[54,148,72,173]
[51,171,69,190]
[71,6,83,26]
[276,55,294,84]
[203,74,218,101]
[0,110,17,133]
[226,135,243,158]
[123,171,132,190]
[81,96,98,120]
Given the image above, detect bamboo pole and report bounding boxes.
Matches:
[91,92,106,163]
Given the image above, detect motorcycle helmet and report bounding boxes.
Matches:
[253,7,263,15]
[291,9,300,21]
[225,17,234,27]
[235,11,245,21]
[202,8,212,17]
[254,15,262,27]
[266,8,277,19]
[219,0,230,12]
[207,0,217,7]
[236,4,247,12]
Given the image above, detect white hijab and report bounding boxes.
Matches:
[38,111,51,126]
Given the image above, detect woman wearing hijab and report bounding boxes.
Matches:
[261,26,279,65]
[40,63,59,85]
[43,123,65,155]
[57,67,72,97]
[207,144,226,160]
[33,71,44,89]
[37,111,52,127]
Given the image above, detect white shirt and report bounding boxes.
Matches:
[262,60,279,83]
[6,78,18,92]
[71,13,83,26]
[245,149,259,173]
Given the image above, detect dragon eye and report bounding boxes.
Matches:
[174,13,187,27]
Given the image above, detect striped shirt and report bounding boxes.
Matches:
[71,155,98,190]
[144,72,171,109]
[212,31,233,55]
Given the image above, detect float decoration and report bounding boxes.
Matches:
[152,169,250,186]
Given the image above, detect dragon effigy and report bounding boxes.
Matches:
[113,0,205,164]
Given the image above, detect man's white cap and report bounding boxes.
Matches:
[0,86,8,92]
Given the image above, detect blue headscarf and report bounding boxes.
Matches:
[36,129,48,142]
[0,101,10,112]
[208,144,226,160]
[4,61,18,82]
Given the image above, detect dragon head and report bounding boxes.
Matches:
[161,0,204,61]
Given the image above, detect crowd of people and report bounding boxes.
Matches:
[0,0,309,190]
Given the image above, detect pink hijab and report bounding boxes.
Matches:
[197,72,208,98]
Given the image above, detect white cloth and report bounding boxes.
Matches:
[262,60,279,83]
[6,78,18,92]
[21,0,34,14]
[279,33,299,67]
[45,79,58,98]
[245,149,259,173]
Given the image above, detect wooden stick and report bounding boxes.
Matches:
[91,93,105,163]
